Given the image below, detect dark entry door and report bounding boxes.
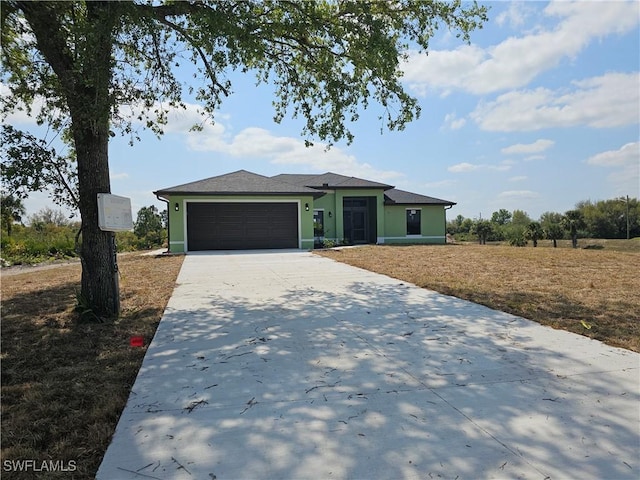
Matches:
[343,198,370,244]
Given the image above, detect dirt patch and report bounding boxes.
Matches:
[0,258,82,276]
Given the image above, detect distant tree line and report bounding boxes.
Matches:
[1,192,166,265]
[447,197,639,247]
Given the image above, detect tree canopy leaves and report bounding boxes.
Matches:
[0,125,79,212]
[0,192,25,236]
[2,0,488,145]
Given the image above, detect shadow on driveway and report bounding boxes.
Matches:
[98,252,639,479]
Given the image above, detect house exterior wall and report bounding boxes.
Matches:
[382,204,448,244]
[165,194,316,252]
[311,193,337,243]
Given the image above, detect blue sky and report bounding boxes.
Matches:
[7,1,640,222]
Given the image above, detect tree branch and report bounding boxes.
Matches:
[16,2,77,95]
[51,160,79,208]
[154,16,229,99]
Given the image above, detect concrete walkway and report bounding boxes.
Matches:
[97,250,639,480]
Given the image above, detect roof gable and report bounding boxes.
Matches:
[384,188,455,206]
[154,170,321,196]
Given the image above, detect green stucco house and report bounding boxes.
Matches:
[154,170,455,252]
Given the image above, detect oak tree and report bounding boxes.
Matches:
[1,1,487,316]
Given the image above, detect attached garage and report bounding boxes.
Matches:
[186,202,298,251]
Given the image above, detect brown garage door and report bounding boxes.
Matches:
[187,202,298,251]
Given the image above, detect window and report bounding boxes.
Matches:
[313,210,324,237]
[406,209,421,235]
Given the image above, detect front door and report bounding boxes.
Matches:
[343,198,370,244]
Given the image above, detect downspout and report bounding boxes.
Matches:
[444,204,454,244]
[156,194,170,254]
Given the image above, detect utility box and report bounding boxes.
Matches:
[97,193,133,232]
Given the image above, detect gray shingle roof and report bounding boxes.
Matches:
[154,170,322,197]
[384,188,456,206]
[155,170,454,206]
[272,172,394,190]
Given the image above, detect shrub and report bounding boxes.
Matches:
[115,231,139,252]
[508,235,528,247]
[322,239,337,249]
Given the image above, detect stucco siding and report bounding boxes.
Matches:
[383,205,447,244]
[312,193,338,242]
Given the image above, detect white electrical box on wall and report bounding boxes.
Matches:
[97,193,133,232]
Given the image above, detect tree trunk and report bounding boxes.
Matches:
[20,1,121,317]
[571,233,578,248]
[553,238,557,248]
[70,3,120,317]
[73,124,120,317]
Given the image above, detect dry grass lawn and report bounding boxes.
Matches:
[1,253,184,479]
[317,244,640,352]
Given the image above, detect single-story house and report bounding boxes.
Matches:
[154,170,456,252]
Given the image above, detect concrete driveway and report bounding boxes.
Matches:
[98,250,639,479]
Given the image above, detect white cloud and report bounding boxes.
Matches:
[587,142,639,167]
[448,162,480,173]
[470,72,639,131]
[587,142,640,196]
[448,162,511,173]
[110,172,129,180]
[498,190,539,199]
[443,113,466,130]
[495,2,532,29]
[509,176,528,182]
[401,1,639,95]
[501,139,554,155]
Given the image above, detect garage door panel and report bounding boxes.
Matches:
[187,202,298,251]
